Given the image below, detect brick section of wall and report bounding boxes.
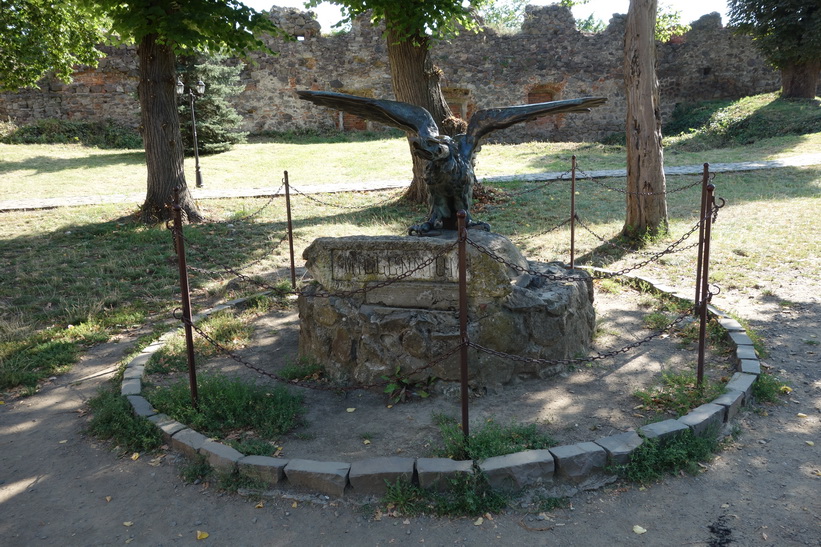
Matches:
[0,6,779,142]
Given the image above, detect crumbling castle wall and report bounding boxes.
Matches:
[0,5,779,142]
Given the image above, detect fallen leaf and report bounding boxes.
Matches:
[0,401,5,404]
[633,525,647,534]
[346,408,356,413]
[797,413,808,418]
[58,440,67,444]
[125,538,134,544]
[386,404,393,409]
[762,532,768,540]
[131,452,140,461]
[123,521,134,527]
[780,385,793,394]
[105,496,112,503]
[474,517,484,526]
[363,439,371,445]
[292,501,298,508]
[632,413,645,418]
[255,501,264,509]
[806,441,815,447]
[403,519,410,525]
[721,503,730,508]
[196,530,209,540]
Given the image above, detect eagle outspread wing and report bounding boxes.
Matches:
[460,97,607,159]
[296,90,440,141]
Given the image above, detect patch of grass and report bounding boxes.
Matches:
[278,359,325,381]
[595,278,624,294]
[752,372,789,404]
[217,471,270,493]
[146,373,303,439]
[534,495,572,512]
[382,473,508,517]
[180,455,213,484]
[86,385,164,453]
[634,371,725,417]
[146,311,253,374]
[381,365,435,404]
[616,428,720,484]
[227,436,281,457]
[434,415,555,461]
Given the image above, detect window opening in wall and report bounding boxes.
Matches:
[443,87,473,121]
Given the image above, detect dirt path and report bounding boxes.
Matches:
[2,274,819,545]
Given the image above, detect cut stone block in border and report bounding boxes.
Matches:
[141,340,165,354]
[678,403,725,437]
[170,428,209,459]
[416,458,473,491]
[639,419,689,442]
[238,455,288,485]
[479,449,554,491]
[740,359,761,376]
[712,390,745,422]
[121,378,141,396]
[594,431,643,466]
[728,331,753,347]
[127,395,156,417]
[735,345,758,363]
[200,440,243,473]
[285,459,350,497]
[147,414,187,439]
[549,443,607,482]
[127,352,152,369]
[348,457,416,495]
[717,316,744,332]
[123,365,145,380]
[725,372,757,403]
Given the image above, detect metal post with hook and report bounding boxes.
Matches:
[284,171,297,290]
[457,210,470,439]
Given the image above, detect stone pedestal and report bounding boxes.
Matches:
[297,231,595,387]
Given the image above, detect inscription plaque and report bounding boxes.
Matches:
[331,250,459,282]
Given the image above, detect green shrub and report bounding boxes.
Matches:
[434,415,555,461]
[616,428,719,484]
[1,118,142,148]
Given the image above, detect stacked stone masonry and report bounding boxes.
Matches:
[0,6,779,142]
[123,270,766,498]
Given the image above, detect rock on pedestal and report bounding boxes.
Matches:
[297,231,595,387]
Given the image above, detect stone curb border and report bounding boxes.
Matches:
[121,272,762,498]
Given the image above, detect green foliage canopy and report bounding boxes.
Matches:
[0,0,104,90]
[727,0,821,69]
[306,0,492,42]
[94,0,283,55]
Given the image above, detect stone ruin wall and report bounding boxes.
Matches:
[0,5,780,143]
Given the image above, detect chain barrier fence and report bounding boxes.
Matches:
[167,159,725,428]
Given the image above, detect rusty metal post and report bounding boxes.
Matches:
[457,210,470,439]
[694,163,710,315]
[171,187,199,409]
[284,171,297,290]
[696,183,717,387]
[570,155,577,269]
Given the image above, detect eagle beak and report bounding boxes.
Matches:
[412,137,449,161]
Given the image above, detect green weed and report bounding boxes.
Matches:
[180,455,213,484]
[278,359,325,381]
[752,372,789,404]
[616,428,720,484]
[382,473,508,517]
[86,385,164,453]
[634,371,725,417]
[146,373,303,439]
[381,365,434,404]
[434,415,555,461]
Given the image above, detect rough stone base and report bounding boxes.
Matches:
[298,232,595,386]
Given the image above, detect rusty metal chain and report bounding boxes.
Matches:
[469,308,692,366]
[184,232,290,276]
[290,185,405,210]
[464,235,587,281]
[502,174,567,197]
[182,314,464,391]
[577,167,707,196]
[511,217,572,242]
[199,183,284,225]
[575,216,701,256]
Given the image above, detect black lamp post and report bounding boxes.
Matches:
[176,78,206,188]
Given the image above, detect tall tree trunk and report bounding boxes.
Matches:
[137,34,201,223]
[623,0,668,237]
[385,27,459,203]
[781,60,821,99]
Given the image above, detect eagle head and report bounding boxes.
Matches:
[411,135,453,162]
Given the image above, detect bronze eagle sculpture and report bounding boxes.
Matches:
[297,90,606,236]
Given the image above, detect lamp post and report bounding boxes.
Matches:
[176,78,206,188]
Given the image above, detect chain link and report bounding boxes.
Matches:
[575,216,701,256]
[510,217,572,242]
[577,167,705,196]
[290,185,405,210]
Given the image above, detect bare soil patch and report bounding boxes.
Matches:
[144,280,732,461]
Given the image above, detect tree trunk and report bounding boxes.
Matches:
[385,27,459,203]
[623,0,668,237]
[137,34,201,223]
[781,60,821,99]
